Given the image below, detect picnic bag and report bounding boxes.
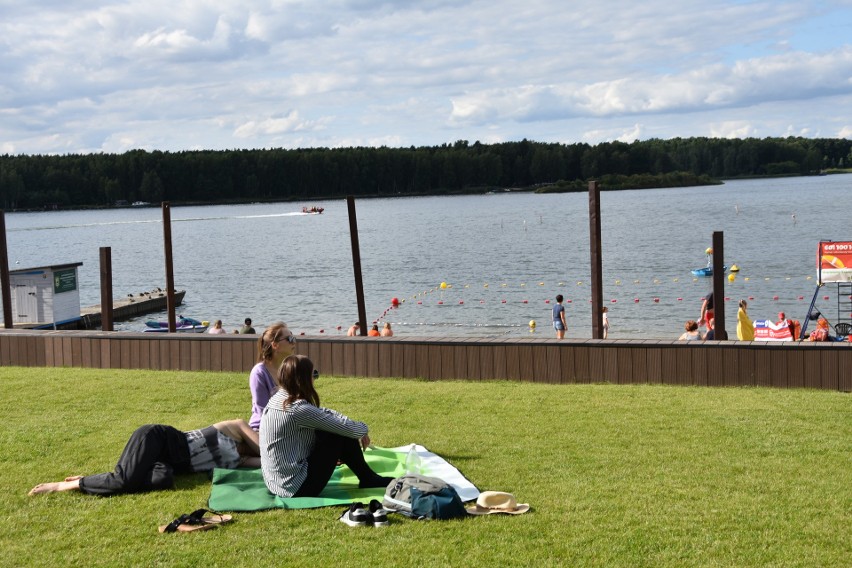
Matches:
[382,474,467,520]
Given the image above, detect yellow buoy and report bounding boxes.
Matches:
[529,320,536,329]
[730,264,739,272]
[440,281,447,289]
[705,247,713,255]
[728,274,735,282]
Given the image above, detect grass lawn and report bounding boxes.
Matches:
[2,367,849,567]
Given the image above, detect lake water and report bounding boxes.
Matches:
[5,175,851,338]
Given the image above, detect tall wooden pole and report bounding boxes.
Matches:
[588,181,604,339]
[99,247,114,331]
[712,231,727,340]
[162,202,177,333]
[347,196,368,336]
[0,211,13,329]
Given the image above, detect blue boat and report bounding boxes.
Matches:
[691,265,727,277]
[144,316,208,333]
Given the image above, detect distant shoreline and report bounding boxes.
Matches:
[8,171,848,214]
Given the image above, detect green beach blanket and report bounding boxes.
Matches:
[208,444,480,511]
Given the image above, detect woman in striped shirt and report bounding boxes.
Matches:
[260,355,393,498]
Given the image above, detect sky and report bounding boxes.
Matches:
[2,0,852,155]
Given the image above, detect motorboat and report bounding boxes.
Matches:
[301,206,324,214]
[144,316,208,333]
[691,265,728,277]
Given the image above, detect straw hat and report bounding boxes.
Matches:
[466,491,530,515]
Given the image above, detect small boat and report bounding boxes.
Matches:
[144,316,208,333]
[301,206,324,214]
[691,265,728,277]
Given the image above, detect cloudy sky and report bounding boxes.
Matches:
[2,0,852,155]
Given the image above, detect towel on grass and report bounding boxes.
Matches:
[208,444,479,511]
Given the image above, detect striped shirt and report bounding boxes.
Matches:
[259,389,368,497]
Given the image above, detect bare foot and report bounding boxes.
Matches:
[28,478,81,496]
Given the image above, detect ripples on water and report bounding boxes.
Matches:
[6,175,851,339]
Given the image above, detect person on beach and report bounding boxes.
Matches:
[703,318,716,340]
[808,318,830,342]
[239,318,256,334]
[260,355,393,498]
[553,295,567,339]
[736,300,755,340]
[380,322,393,337]
[602,306,609,339]
[208,320,227,334]
[248,322,296,431]
[699,291,714,329]
[678,320,702,341]
[28,419,259,497]
[347,322,361,336]
[368,324,381,337]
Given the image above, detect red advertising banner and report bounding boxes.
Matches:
[817,241,852,283]
[753,320,794,341]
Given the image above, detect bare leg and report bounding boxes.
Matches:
[28,477,81,496]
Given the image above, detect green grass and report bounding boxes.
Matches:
[2,367,849,567]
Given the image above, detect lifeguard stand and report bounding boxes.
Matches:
[802,241,852,338]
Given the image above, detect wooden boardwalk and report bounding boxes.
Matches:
[0,330,849,391]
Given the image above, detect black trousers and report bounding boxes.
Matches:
[78,424,192,496]
[293,430,385,497]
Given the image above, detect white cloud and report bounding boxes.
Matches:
[1,0,851,154]
[233,110,328,138]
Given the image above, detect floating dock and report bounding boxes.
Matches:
[20,289,186,330]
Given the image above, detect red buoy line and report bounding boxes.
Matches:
[312,275,843,335]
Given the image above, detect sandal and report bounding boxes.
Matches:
[158,509,233,533]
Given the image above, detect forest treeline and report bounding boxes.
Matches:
[1,136,850,209]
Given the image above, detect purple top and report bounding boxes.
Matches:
[249,362,277,431]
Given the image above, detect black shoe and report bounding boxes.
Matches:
[369,499,390,527]
[339,502,372,527]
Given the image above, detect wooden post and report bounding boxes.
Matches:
[588,181,604,339]
[0,211,13,329]
[347,196,368,336]
[712,231,727,339]
[162,202,177,333]
[99,247,114,331]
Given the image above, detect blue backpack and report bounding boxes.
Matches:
[382,474,467,520]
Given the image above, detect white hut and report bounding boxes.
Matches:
[9,262,83,327]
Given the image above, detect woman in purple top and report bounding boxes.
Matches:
[249,322,296,431]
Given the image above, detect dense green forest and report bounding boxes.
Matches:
[1,136,850,209]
